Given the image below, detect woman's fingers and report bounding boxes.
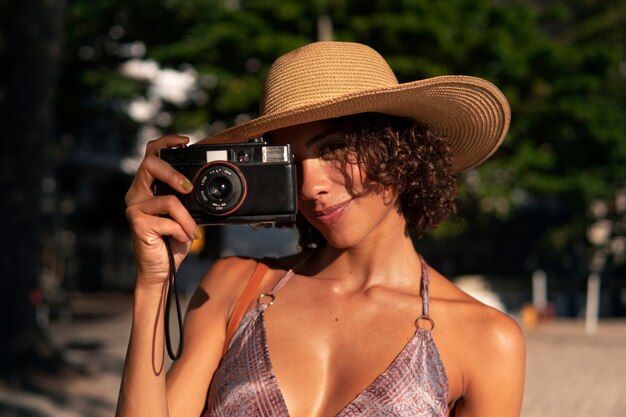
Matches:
[127,156,193,205]
[126,207,192,283]
[124,135,198,285]
[145,134,190,157]
[129,211,191,245]
[127,195,199,242]
[126,135,193,206]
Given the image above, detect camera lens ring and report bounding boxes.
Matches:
[193,161,247,216]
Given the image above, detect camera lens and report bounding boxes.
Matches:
[208,176,232,199]
[194,163,246,216]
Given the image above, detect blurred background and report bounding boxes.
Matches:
[0,0,625,416]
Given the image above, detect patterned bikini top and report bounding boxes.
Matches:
[205,255,449,416]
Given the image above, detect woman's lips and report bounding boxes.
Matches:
[311,200,351,226]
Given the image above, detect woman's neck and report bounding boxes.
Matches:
[307,223,422,293]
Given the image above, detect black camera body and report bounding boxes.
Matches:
[154,140,297,226]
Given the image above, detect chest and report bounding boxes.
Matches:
[210,284,450,417]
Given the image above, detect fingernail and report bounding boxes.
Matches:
[181,178,193,192]
[193,227,203,240]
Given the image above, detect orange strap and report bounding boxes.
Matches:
[223,262,269,354]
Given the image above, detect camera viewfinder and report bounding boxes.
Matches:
[236,149,252,163]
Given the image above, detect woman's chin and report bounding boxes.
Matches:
[319,231,360,250]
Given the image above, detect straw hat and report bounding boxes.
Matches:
[197,41,510,173]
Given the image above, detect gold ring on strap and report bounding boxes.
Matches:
[257,293,276,306]
[416,314,435,331]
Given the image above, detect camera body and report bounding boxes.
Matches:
[154,140,297,226]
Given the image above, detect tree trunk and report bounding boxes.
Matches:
[0,0,67,380]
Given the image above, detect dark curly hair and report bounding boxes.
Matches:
[276,113,458,250]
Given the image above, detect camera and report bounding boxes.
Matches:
[154,139,297,225]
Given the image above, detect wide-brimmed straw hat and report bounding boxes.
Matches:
[197,41,510,173]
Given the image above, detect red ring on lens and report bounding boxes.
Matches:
[193,161,247,216]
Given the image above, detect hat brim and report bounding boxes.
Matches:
[197,75,510,174]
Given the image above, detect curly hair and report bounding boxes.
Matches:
[281,113,457,250]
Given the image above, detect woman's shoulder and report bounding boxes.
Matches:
[460,299,525,360]
[199,256,258,285]
[455,288,523,354]
[430,268,524,362]
[261,251,313,271]
[441,286,524,357]
[192,256,260,309]
[430,268,524,347]
[197,251,311,299]
[430,270,525,409]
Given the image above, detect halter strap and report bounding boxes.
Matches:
[416,254,435,331]
[257,252,313,308]
[255,253,435,330]
[256,269,293,308]
[223,254,312,354]
[270,269,295,295]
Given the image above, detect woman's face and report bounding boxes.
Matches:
[271,120,405,249]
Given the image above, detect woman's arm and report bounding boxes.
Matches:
[116,134,201,417]
[116,278,171,417]
[453,310,526,417]
[165,256,258,415]
[116,135,259,416]
[118,254,256,417]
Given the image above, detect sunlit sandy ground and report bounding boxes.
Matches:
[522,319,626,417]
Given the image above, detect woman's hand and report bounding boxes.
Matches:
[125,134,200,287]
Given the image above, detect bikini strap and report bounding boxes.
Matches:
[416,254,435,331]
[257,251,314,309]
[223,253,314,354]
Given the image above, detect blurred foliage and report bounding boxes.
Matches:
[57,0,625,278]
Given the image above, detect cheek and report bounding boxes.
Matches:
[344,162,370,194]
[296,160,346,187]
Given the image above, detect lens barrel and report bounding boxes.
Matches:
[194,162,245,215]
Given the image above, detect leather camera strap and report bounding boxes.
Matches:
[223,261,269,355]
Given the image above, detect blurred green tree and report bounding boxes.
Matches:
[53,0,626,290]
[65,0,624,232]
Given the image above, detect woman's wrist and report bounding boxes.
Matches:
[132,278,168,316]
[133,262,170,286]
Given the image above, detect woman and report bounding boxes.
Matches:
[117,42,525,417]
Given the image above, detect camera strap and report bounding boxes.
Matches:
[163,236,184,360]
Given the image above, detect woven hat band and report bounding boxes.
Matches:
[261,42,399,115]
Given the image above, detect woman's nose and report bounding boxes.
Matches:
[298,158,332,201]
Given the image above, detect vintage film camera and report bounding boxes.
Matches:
[154,139,297,225]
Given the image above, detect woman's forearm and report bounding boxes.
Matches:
[116,279,170,417]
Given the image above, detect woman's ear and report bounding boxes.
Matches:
[381,185,399,206]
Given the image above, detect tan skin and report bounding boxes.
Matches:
[117,122,526,417]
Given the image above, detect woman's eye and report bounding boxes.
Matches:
[319,142,347,159]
